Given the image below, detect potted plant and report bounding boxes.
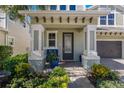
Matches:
[47,53,59,68]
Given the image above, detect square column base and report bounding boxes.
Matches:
[28,53,45,74]
[81,54,100,69]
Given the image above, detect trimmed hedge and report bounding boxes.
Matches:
[0,45,13,61]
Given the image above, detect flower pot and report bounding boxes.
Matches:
[50,60,59,68]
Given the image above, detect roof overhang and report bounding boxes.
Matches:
[19,10,110,17]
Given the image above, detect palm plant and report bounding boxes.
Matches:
[0,5,45,22]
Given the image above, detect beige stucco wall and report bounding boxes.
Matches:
[44,29,84,61]
[7,19,30,55]
[0,30,6,45]
[116,13,124,26]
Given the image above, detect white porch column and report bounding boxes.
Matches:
[82,25,100,69]
[87,25,97,56]
[29,24,45,74]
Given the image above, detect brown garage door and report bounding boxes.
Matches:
[97,41,122,58]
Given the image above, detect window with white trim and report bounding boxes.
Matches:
[60,5,66,10]
[108,14,114,25]
[47,31,57,48]
[100,16,107,25]
[50,5,57,10]
[7,36,15,47]
[70,5,76,10]
[99,13,115,25]
[99,5,107,9]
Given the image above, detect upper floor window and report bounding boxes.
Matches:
[50,5,57,10]
[108,14,114,25]
[70,5,76,10]
[100,16,106,25]
[60,5,66,10]
[100,5,107,8]
[31,5,39,11]
[100,13,115,25]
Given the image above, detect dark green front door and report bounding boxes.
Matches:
[63,32,74,60]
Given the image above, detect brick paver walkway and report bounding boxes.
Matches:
[60,61,94,88]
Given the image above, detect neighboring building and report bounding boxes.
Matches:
[0,10,30,55]
[88,5,124,59]
[19,5,124,72]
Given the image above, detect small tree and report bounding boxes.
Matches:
[0,5,45,22]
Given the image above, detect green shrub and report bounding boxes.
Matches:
[22,77,46,88]
[6,77,26,88]
[3,53,28,76]
[0,45,13,61]
[0,45,13,69]
[6,76,47,88]
[40,67,70,88]
[6,67,70,88]
[15,63,30,77]
[91,64,111,80]
[41,75,70,88]
[50,66,67,77]
[96,80,124,88]
[108,71,119,80]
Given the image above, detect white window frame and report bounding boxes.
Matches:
[69,5,77,11]
[99,16,107,26]
[108,13,115,25]
[98,12,116,26]
[47,31,57,49]
[7,36,15,47]
[59,5,67,11]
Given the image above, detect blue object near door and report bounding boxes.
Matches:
[50,60,59,68]
[46,49,59,68]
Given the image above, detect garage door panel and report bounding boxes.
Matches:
[97,41,122,58]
